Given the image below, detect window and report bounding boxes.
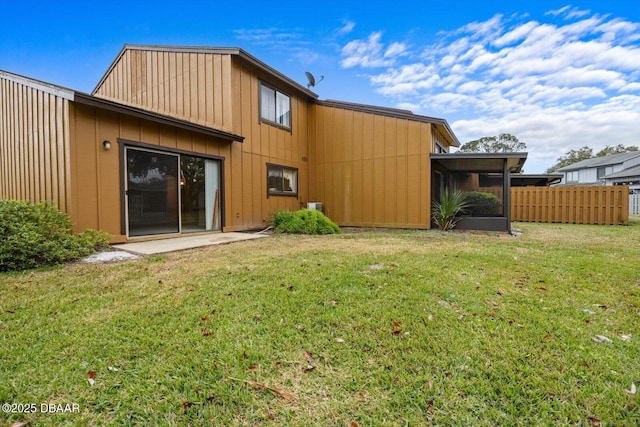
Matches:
[260,82,291,129]
[597,167,606,179]
[566,171,578,183]
[267,163,297,197]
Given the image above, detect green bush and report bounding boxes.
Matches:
[0,200,111,271]
[272,209,340,235]
[464,191,502,216]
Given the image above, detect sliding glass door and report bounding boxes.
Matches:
[180,156,221,232]
[126,148,180,237]
[125,147,221,238]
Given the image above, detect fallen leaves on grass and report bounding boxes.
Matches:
[87,370,96,386]
[182,395,216,410]
[392,320,403,335]
[228,377,295,401]
[588,416,602,426]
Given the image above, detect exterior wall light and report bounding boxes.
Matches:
[103,140,112,150]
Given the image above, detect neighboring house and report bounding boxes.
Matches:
[557,152,640,187]
[1,44,526,241]
[602,164,640,193]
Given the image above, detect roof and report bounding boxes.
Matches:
[93,44,318,99]
[74,93,244,142]
[557,151,640,172]
[431,152,527,173]
[0,70,244,143]
[511,174,563,187]
[316,99,460,147]
[0,69,75,100]
[603,163,640,180]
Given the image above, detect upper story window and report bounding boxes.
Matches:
[566,171,578,183]
[260,82,291,129]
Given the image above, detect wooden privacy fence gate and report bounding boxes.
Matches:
[511,186,629,225]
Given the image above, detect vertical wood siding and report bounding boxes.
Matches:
[69,103,238,242]
[511,186,629,225]
[92,49,310,233]
[230,60,309,231]
[0,76,71,212]
[309,104,433,228]
[94,50,234,133]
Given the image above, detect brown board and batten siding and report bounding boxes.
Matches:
[93,45,314,232]
[68,102,238,242]
[0,71,72,213]
[93,46,234,133]
[309,101,443,228]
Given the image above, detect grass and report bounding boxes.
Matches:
[1,219,639,426]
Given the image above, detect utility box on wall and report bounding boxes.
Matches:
[307,202,323,212]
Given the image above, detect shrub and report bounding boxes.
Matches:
[431,190,469,231]
[272,209,340,235]
[464,191,502,216]
[0,200,111,271]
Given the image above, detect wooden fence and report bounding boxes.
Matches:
[631,194,640,215]
[511,186,629,225]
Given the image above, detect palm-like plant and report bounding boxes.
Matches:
[432,190,469,231]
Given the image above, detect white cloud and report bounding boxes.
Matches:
[338,8,640,171]
[337,20,356,35]
[340,32,404,68]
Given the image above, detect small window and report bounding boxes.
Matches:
[597,167,606,179]
[260,82,291,129]
[267,163,297,197]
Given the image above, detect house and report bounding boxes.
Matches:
[1,44,526,242]
[602,165,640,193]
[557,152,640,188]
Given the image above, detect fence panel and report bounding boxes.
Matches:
[631,194,640,215]
[511,186,629,225]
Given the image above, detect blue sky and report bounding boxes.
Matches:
[1,0,639,173]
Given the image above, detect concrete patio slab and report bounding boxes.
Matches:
[112,232,268,255]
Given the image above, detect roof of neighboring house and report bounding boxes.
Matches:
[604,163,640,180]
[0,70,244,143]
[431,152,527,173]
[317,99,460,147]
[557,151,640,172]
[93,44,319,99]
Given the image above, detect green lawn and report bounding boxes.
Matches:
[1,220,639,426]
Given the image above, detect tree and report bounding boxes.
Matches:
[545,146,593,173]
[459,133,527,153]
[595,144,638,157]
[546,144,639,173]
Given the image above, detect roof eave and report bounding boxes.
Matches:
[74,92,244,142]
[314,99,460,147]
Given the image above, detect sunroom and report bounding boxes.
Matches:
[431,152,527,232]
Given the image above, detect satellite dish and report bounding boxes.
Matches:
[305,71,324,88]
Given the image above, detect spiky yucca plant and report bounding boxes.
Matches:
[431,190,469,231]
